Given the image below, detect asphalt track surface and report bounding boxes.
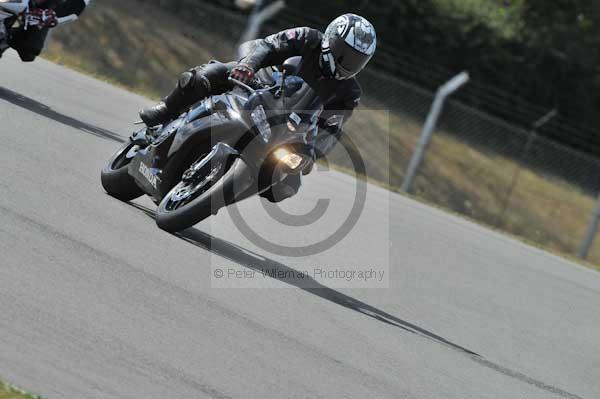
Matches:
[1,51,599,399]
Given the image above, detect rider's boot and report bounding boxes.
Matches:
[139,82,197,127]
[139,101,174,127]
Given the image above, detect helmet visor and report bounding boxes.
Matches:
[333,47,372,79]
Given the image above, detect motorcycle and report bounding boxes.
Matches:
[101,57,324,233]
[0,0,72,57]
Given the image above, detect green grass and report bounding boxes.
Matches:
[42,0,600,268]
[0,381,43,399]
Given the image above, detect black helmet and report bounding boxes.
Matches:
[321,14,377,80]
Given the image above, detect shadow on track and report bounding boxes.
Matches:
[0,86,125,143]
[181,227,483,355]
[125,201,584,399]
[127,201,479,356]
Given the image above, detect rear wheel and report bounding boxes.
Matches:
[101,141,144,201]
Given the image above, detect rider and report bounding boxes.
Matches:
[9,0,90,62]
[140,14,377,201]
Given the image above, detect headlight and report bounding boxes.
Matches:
[287,121,297,132]
[251,105,271,143]
[274,148,304,171]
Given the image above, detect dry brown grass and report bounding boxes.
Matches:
[45,0,232,97]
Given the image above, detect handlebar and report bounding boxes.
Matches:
[228,77,255,94]
[228,77,270,94]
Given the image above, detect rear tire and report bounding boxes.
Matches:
[101,142,144,201]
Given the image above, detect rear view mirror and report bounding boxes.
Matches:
[282,56,302,76]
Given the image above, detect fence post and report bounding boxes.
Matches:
[401,72,470,193]
[496,109,557,227]
[579,194,600,260]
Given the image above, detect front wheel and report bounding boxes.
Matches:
[101,141,144,201]
[155,153,231,232]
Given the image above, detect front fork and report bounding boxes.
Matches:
[181,142,259,207]
[183,142,239,182]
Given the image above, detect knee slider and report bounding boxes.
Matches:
[198,62,230,93]
[177,70,196,91]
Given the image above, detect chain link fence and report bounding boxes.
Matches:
[411,94,600,263]
[345,64,600,265]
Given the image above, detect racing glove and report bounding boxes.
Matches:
[230,63,255,84]
[24,8,58,29]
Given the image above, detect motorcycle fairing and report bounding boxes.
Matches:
[128,98,250,201]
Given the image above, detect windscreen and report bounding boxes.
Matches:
[280,75,323,132]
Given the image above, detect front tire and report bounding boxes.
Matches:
[155,164,229,232]
[101,142,144,201]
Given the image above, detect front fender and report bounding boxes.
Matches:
[182,155,258,219]
[214,155,258,207]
